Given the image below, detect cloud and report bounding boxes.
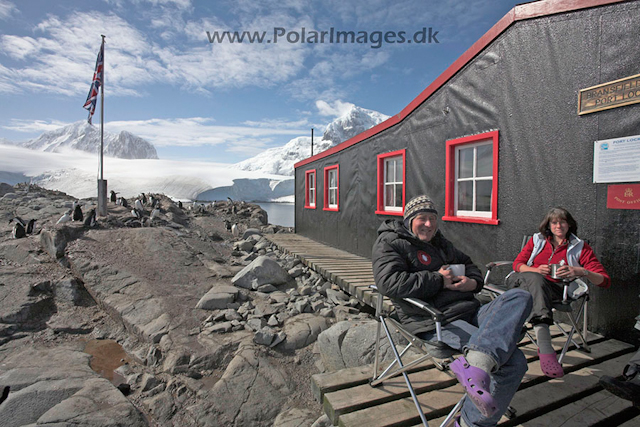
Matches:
[4,119,72,133]
[315,100,354,117]
[0,0,17,20]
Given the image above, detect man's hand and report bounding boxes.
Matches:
[439,267,477,292]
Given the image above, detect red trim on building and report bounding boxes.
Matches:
[294,0,624,170]
[304,169,316,209]
[443,130,500,225]
[323,164,339,212]
[376,149,406,216]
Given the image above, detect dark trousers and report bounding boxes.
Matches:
[506,272,564,324]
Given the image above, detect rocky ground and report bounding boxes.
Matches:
[0,183,387,427]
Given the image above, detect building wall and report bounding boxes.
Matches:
[295,1,640,339]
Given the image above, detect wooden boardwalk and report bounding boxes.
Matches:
[264,233,640,426]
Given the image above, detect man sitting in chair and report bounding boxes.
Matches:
[372,195,533,427]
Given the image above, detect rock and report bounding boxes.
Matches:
[53,278,84,305]
[234,240,255,252]
[279,313,330,351]
[141,313,172,344]
[257,283,277,293]
[333,305,360,321]
[254,326,277,346]
[203,321,233,334]
[232,256,292,290]
[273,407,318,427]
[288,266,305,278]
[242,228,262,239]
[326,288,350,306]
[194,345,291,426]
[40,225,82,259]
[317,320,402,371]
[195,285,239,310]
[143,390,175,424]
[246,318,266,331]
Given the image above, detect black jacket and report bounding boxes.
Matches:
[371,219,484,335]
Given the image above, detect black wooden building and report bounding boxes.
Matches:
[293,0,640,339]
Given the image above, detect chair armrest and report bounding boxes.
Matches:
[483,283,507,295]
[485,261,513,270]
[369,285,445,322]
[404,297,445,322]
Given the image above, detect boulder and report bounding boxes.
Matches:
[232,256,292,290]
[195,285,239,310]
[273,408,318,427]
[278,313,330,351]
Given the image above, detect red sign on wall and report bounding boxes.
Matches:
[607,184,640,209]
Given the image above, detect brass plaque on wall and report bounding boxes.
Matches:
[578,74,640,115]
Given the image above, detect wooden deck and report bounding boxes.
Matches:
[264,233,640,426]
[312,328,640,427]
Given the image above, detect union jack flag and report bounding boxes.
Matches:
[82,42,104,124]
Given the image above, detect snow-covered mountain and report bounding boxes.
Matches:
[234,105,389,176]
[22,121,158,160]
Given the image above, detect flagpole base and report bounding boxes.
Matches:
[97,179,108,217]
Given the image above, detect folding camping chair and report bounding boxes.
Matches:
[483,246,591,364]
[369,285,516,427]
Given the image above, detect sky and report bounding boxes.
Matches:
[0,0,526,164]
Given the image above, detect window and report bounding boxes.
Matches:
[443,130,499,225]
[305,169,316,208]
[376,149,406,215]
[323,165,339,211]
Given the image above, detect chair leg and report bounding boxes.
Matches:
[439,397,465,427]
[379,316,430,427]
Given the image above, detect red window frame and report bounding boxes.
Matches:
[304,169,316,209]
[376,149,406,216]
[323,164,339,211]
[442,130,500,225]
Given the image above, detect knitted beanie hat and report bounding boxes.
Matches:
[403,195,438,229]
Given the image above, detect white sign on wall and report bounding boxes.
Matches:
[593,135,640,183]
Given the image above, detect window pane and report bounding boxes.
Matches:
[458,148,473,178]
[476,180,492,211]
[385,161,393,184]
[328,170,335,187]
[385,184,394,207]
[477,145,493,177]
[395,184,403,207]
[458,181,473,210]
[329,189,336,205]
[395,159,403,182]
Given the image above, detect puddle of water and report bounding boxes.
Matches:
[84,339,131,385]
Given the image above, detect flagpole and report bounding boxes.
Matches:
[100,34,105,182]
[97,35,107,217]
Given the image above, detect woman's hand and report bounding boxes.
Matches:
[556,265,584,280]
[536,264,550,275]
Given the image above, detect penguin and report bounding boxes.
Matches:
[56,210,72,224]
[134,199,144,212]
[232,204,237,215]
[150,207,160,222]
[151,197,159,209]
[83,209,97,227]
[72,203,83,222]
[110,190,117,203]
[0,386,9,405]
[148,195,156,207]
[131,209,143,220]
[26,219,36,234]
[178,200,183,209]
[141,193,147,205]
[9,216,26,227]
[224,219,232,232]
[227,197,233,203]
[121,198,128,208]
[231,223,240,238]
[12,221,26,239]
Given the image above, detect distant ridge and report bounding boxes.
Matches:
[22,121,158,160]
[234,105,389,176]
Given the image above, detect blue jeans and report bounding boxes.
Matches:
[419,289,532,427]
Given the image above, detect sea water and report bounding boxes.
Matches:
[256,202,294,227]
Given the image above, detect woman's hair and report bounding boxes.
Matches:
[538,207,578,237]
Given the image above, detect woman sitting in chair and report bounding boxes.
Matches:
[508,207,610,378]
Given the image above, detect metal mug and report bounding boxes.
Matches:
[448,264,465,277]
[549,264,562,279]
